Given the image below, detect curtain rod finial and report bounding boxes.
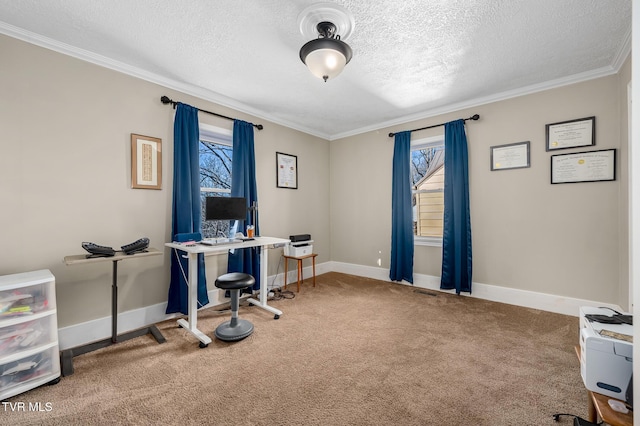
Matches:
[161,95,177,109]
[470,114,480,121]
[256,124,264,130]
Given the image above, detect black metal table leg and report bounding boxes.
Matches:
[112,259,119,343]
[60,254,166,377]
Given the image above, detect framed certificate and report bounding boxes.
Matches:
[550,149,616,184]
[490,141,530,171]
[276,152,298,189]
[131,134,162,189]
[546,116,595,151]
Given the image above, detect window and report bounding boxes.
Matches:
[199,124,233,239]
[411,135,445,246]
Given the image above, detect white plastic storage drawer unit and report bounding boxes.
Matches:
[0,269,60,399]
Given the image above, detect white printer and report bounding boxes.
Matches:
[579,306,632,400]
[284,234,313,257]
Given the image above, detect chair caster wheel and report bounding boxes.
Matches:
[199,342,208,348]
[274,314,280,320]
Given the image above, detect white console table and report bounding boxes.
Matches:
[165,236,289,347]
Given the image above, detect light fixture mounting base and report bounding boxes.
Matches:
[298,2,354,41]
[317,21,337,39]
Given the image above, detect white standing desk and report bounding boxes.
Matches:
[165,236,289,347]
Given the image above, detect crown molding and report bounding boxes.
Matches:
[0,21,331,140]
[1,20,629,143]
[611,25,632,72]
[330,64,623,140]
[330,25,632,141]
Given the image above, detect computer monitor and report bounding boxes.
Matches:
[205,196,247,221]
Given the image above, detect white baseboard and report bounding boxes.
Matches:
[328,261,622,317]
[58,303,179,350]
[58,260,619,350]
[58,261,332,350]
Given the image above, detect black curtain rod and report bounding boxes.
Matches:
[160,96,264,130]
[388,114,480,137]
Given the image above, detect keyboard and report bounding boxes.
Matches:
[121,237,150,255]
[200,238,243,246]
[82,242,115,258]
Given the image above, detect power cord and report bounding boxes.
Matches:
[173,248,206,309]
[552,413,602,425]
[598,306,622,315]
[268,254,284,291]
[271,287,295,300]
[265,253,296,300]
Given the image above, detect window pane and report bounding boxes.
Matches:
[200,141,232,191]
[200,140,233,239]
[411,146,442,186]
[411,146,444,237]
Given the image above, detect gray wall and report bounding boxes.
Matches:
[0,32,632,331]
[0,35,330,328]
[330,64,631,308]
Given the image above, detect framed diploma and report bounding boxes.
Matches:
[490,141,530,171]
[550,149,616,184]
[546,116,595,151]
[276,152,298,189]
[131,134,162,189]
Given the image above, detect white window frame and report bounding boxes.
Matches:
[411,134,445,248]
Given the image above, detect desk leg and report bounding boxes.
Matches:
[111,260,119,343]
[176,252,212,347]
[247,246,283,319]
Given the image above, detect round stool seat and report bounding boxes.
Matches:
[215,272,255,290]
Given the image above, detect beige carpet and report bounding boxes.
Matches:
[3,272,586,425]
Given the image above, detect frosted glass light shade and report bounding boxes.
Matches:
[304,48,347,81]
[300,37,353,82]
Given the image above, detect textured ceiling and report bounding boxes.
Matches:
[0,0,632,140]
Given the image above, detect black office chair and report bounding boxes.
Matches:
[214,272,255,341]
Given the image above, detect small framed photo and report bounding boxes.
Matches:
[546,116,595,151]
[550,149,616,184]
[490,141,530,171]
[131,134,162,190]
[276,152,298,189]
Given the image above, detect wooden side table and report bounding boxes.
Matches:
[283,253,318,292]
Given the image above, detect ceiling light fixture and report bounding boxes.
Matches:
[297,3,354,82]
[299,21,352,82]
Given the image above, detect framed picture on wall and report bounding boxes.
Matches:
[490,141,530,171]
[131,134,162,190]
[545,116,595,151]
[276,152,298,189]
[550,148,616,184]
